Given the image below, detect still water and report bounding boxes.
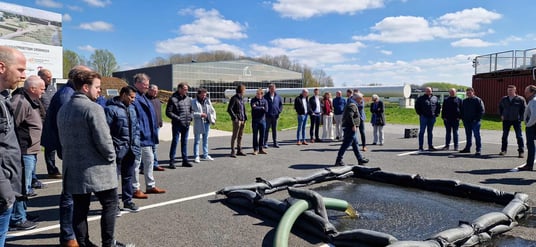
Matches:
[312,178,536,246]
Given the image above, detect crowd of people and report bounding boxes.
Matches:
[3,44,534,246]
[415,85,536,172]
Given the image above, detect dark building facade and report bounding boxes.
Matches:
[112,59,303,100]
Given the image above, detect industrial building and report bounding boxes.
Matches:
[112,59,303,101]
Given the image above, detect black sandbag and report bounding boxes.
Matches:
[430,223,474,245]
[331,229,398,246]
[471,212,511,232]
[267,176,298,188]
[330,239,375,247]
[294,169,333,184]
[352,166,382,177]
[460,232,491,247]
[227,189,261,202]
[415,176,460,196]
[364,170,418,187]
[386,240,441,247]
[255,206,284,222]
[301,210,337,235]
[288,187,329,220]
[487,222,515,236]
[217,182,271,195]
[256,197,288,214]
[455,183,511,204]
[512,192,529,202]
[502,198,530,220]
[225,196,255,209]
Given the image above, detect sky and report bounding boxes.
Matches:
[9,0,536,87]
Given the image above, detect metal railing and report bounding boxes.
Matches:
[474,48,536,74]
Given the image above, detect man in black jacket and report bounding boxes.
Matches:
[459,87,485,156]
[498,85,526,157]
[441,88,463,151]
[334,92,369,166]
[227,84,247,157]
[294,89,309,145]
[415,87,441,152]
[166,82,193,167]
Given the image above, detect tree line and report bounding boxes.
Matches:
[63,49,333,88]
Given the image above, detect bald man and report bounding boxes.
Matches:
[0,46,26,245]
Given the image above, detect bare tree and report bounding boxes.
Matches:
[89,49,119,77]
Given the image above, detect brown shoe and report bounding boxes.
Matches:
[310,139,315,143]
[60,239,79,247]
[146,187,166,194]
[236,151,247,156]
[296,141,302,145]
[133,190,148,199]
[302,141,308,145]
[252,151,258,155]
[153,166,165,171]
[259,150,268,154]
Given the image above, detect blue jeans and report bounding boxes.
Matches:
[194,122,211,158]
[418,115,436,149]
[10,198,26,225]
[264,116,279,145]
[501,120,524,152]
[169,123,189,162]
[525,125,535,168]
[60,191,75,242]
[0,207,12,246]
[336,127,364,162]
[444,119,460,149]
[463,119,482,152]
[252,120,266,150]
[22,154,36,194]
[296,114,308,142]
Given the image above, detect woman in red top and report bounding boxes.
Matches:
[321,92,334,141]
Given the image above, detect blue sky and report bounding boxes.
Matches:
[11,0,536,87]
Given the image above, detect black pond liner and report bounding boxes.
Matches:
[216,165,531,247]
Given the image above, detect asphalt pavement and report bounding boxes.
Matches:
[6,122,536,247]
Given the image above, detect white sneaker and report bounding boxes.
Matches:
[202,155,214,161]
[194,157,200,163]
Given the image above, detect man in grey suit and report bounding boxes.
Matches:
[57,70,131,247]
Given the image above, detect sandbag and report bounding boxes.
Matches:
[487,221,516,236]
[217,182,270,195]
[351,166,382,177]
[267,176,298,188]
[415,176,460,196]
[460,232,491,246]
[256,197,288,214]
[386,240,441,247]
[364,170,418,187]
[471,212,511,232]
[430,223,474,245]
[455,183,510,204]
[502,198,529,220]
[332,229,398,246]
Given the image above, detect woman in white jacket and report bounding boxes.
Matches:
[192,88,216,163]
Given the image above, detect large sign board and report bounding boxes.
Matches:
[0,1,62,78]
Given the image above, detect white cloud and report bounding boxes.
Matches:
[62,14,72,22]
[380,50,392,55]
[67,5,83,11]
[155,8,247,55]
[354,8,501,43]
[78,45,96,52]
[327,54,476,86]
[250,38,365,67]
[35,0,62,8]
[83,0,111,7]
[451,38,495,47]
[272,0,384,19]
[79,21,114,32]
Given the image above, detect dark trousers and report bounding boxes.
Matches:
[44,148,60,175]
[118,150,136,204]
[310,114,321,140]
[418,115,436,149]
[264,116,279,146]
[169,123,189,162]
[336,127,364,162]
[444,119,460,148]
[59,191,74,242]
[252,120,266,151]
[73,188,118,247]
[462,120,482,152]
[358,122,366,147]
[501,120,524,152]
[526,125,535,169]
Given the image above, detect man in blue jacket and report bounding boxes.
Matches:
[263,84,283,148]
[332,91,346,140]
[105,86,141,212]
[131,73,166,199]
[415,87,441,152]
